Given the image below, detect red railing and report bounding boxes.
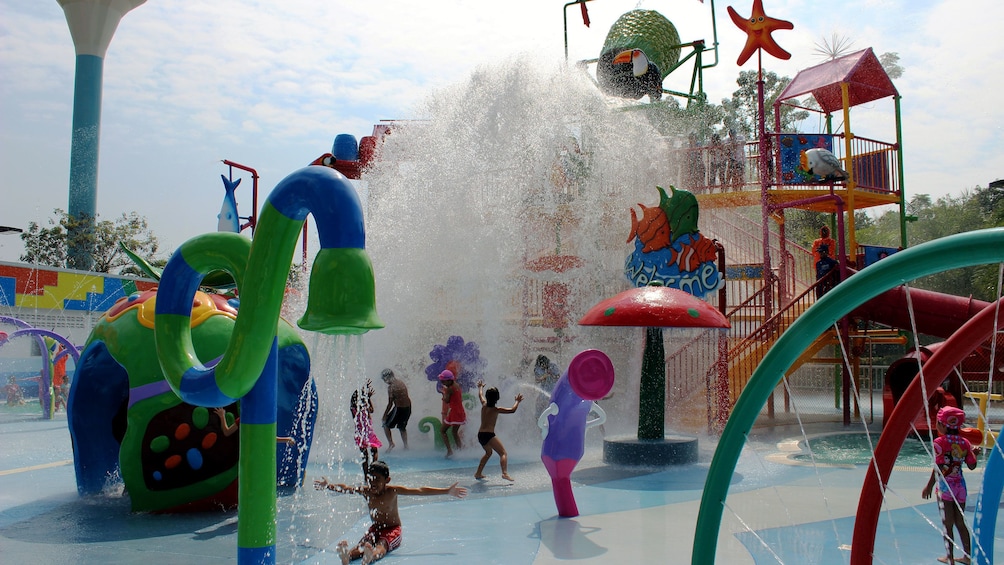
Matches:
[765,133,900,195]
[725,277,779,341]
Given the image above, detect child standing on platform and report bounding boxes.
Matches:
[474,380,523,481]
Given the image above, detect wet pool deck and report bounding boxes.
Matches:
[2,405,1001,564]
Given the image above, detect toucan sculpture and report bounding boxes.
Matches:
[598,48,664,100]
[595,10,681,101]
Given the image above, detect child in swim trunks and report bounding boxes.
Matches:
[314,461,468,564]
[922,406,978,564]
[474,379,524,481]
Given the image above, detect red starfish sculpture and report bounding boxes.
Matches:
[728,0,794,66]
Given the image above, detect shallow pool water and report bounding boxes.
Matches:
[792,432,937,467]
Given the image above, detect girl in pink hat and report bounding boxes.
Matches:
[350,380,382,473]
[922,406,978,564]
[439,370,466,457]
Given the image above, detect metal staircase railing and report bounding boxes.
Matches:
[723,272,838,404]
[664,268,838,432]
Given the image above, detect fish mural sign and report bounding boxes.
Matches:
[624,185,723,299]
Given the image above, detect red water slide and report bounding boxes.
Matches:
[852,286,992,431]
[850,285,990,339]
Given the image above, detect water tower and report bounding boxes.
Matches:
[57,0,146,270]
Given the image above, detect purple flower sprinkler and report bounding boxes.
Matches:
[424,335,485,393]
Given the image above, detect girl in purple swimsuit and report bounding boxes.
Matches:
[922,406,978,564]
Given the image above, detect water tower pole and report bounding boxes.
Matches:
[57,0,146,270]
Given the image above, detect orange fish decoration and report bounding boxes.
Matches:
[627,202,671,253]
[669,235,718,272]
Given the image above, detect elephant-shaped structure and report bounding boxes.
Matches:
[68,288,316,512]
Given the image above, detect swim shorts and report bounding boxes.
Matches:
[383,406,411,430]
[478,432,496,447]
[360,523,402,553]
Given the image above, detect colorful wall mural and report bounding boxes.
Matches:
[0,262,157,312]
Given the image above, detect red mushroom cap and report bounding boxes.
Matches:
[578,286,729,328]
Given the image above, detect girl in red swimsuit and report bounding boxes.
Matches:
[439,370,465,457]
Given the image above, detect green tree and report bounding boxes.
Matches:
[975,183,1004,225]
[878,52,904,80]
[636,97,724,141]
[21,209,162,275]
[853,207,902,248]
[721,70,809,139]
[857,191,999,301]
[970,184,1004,297]
[783,209,828,247]
[637,69,810,144]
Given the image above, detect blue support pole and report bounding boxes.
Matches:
[67,54,104,270]
[58,0,146,270]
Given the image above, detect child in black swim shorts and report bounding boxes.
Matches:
[474,380,523,481]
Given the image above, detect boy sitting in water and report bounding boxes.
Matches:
[314,461,468,564]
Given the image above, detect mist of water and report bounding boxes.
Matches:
[356,54,703,441]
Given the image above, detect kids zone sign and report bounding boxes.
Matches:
[624,186,723,299]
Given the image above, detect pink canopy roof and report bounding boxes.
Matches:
[775,48,898,114]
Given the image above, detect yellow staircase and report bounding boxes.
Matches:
[671,276,834,433]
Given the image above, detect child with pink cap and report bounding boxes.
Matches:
[439,370,466,457]
[351,381,382,470]
[922,406,978,564]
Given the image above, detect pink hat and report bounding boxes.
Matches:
[438,370,455,381]
[937,406,965,429]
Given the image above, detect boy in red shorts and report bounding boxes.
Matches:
[315,461,468,564]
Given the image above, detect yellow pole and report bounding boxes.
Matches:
[841,82,856,264]
[963,391,1000,449]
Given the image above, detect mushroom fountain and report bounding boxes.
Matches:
[580,284,728,465]
[580,185,728,465]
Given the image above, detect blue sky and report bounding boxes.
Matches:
[1,0,1001,263]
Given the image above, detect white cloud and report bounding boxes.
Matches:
[0,0,1001,262]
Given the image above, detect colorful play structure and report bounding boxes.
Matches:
[152,166,381,562]
[694,230,1004,565]
[564,2,1004,562]
[67,286,317,512]
[283,2,1004,559]
[0,316,80,419]
[566,1,721,106]
[3,1,1002,564]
